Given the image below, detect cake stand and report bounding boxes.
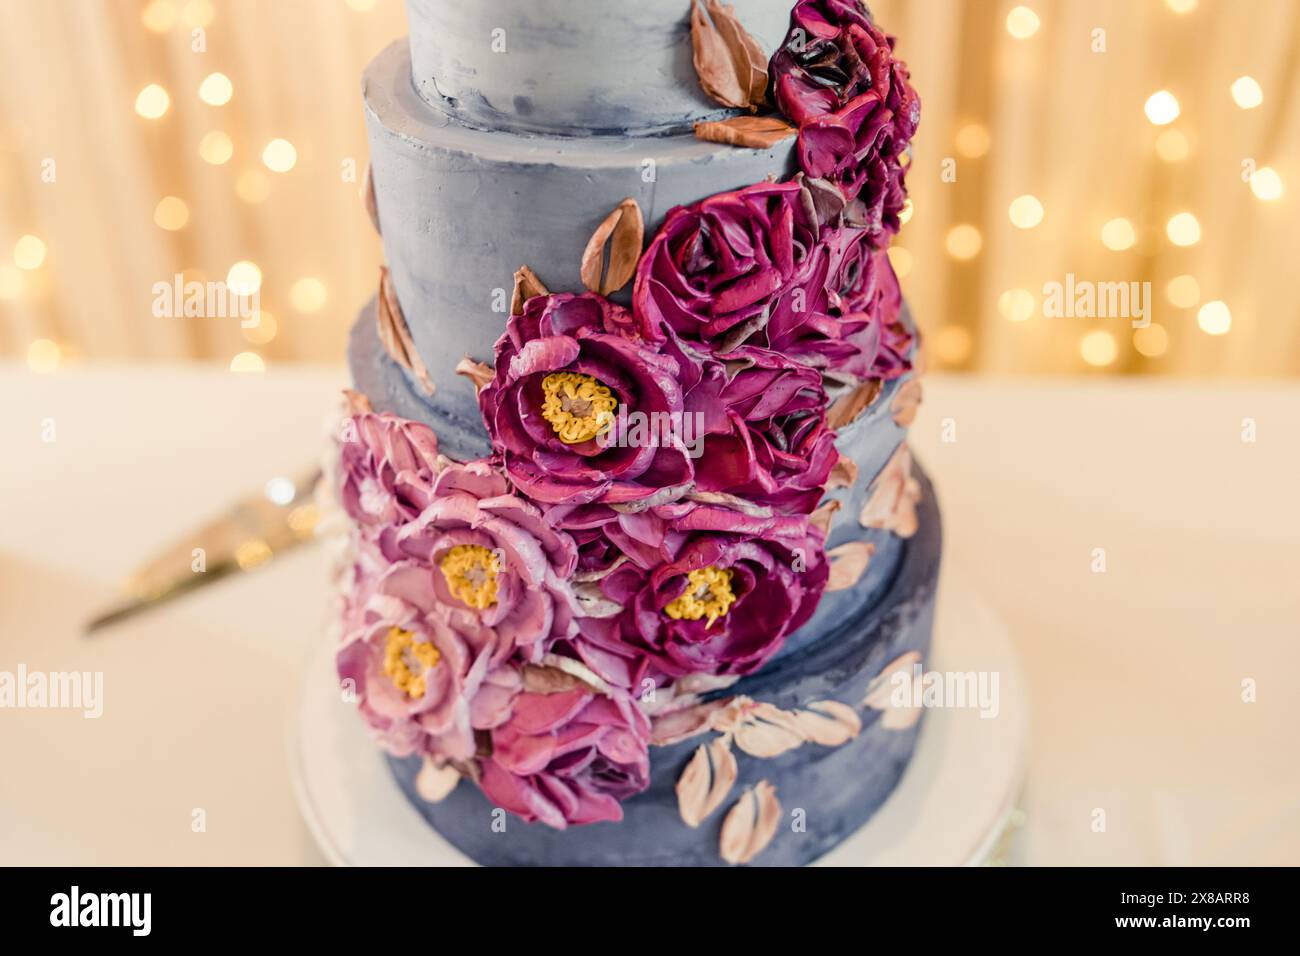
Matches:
[290,565,1029,866]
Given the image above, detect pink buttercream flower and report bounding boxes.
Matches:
[478,686,651,828]
[336,561,520,761]
[337,408,441,533]
[393,459,581,655]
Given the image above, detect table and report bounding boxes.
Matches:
[1,364,1297,865]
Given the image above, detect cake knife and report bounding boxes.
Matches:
[84,469,322,634]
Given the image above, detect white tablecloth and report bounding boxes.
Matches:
[1,364,1297,865]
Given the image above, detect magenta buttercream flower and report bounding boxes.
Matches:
[565,501,828,685]
[336,561,520,761]
[633,181,825,354]
[393,459,581,654]
[820,226,912,380]
[477,292,694,505]
[478,686,651,828]
[772,0,920,141]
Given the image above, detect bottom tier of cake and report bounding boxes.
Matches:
[386,466,941,866]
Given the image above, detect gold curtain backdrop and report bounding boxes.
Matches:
[0,0,1297,376]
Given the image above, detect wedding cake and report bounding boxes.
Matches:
[335,0,937,866]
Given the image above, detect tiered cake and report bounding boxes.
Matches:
[336,0,938,866]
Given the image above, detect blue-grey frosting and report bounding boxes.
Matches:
[406,0,795,136]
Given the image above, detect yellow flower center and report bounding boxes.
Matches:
[439,544,501,610]
[664,566,737,628]
[540,371,617,444]
[382,627,441,700]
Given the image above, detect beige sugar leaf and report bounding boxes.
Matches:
[694,116,797,150]
[826,378,883,430]
[377,266,435,395]
[792,700,862,746]
[677,737,739,827]
[510,264,549,316]
[691,0,769,111]
[809,498,842,536]
[535,654,614,696]
[890,377,923,426]
[414,756,460,803]
[454,356,493,392]
[580,198,644,296]
[719,780,781,864]
[862,650,923,730]
[361,163,380,235]
[343,388,373,415]
[826,540,876,592]
[859,444,922,538]
[826,454,859,490]
[652,700,725,746]
[733,702,806,757]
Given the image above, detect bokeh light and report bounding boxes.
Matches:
[153,196,189,231]
[1197,301,1231,336]
[290,277,327,312]
[1008,195,1044,229]
[198,72,233,106]
[1005,6,1040,39]
[945,224,983,260]
[1249,167,1283,201]
[1144,90,1180,126]
[1230,76,1263,109]
[27,338,63,373]
[14,234,47,270]
[1166,212,1201,246]
[229,352,266,373]
[134,84,170,119]
[262,139,297,173]
[955,123,991,158]
[1133,324,1170,358]
[199,130,233,164]
[1166,275,1200,308]
[1080,330,1118,367]
[1101,218,1136,251]
[998,288,1036,322]
[226,260,262,296]
[1155,129,1189,162]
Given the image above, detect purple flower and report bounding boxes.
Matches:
[685,344,838,513]
[477,292,694,505]
[478,686,651,828]
[633,181,825,354]
[338,410,440,532]
[392,459,581,655]
[336,560,521,761]
[565,501,828,685]
[772,0,920,139]
[820,226,913,380]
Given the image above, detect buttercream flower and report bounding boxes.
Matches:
[771,0,920,140]
[394,459,581,654]
[633,181,825,354]
[336,561,520,761]
[337,408,441,533]
[570,502,828,683]
[478,292,694,505]
[478,686,651,828]
[687,345,838,513]
[819,226,913,380]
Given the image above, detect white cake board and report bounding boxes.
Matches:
[290,564,1028,866]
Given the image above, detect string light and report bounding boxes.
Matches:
[955,123,990,158]
[290,277,328,312]
[1166,212,1201,246]
[1166,275,1200,308]
[27,338,63,373]
[1005,6,1040,39]
[229,352,266,373]
[0,264,20,300]
[1230,76,1263,110]
[1008,195,1044,229]
[153,196,189,231]
[141,1,176,33]
[1100,218,1136,251]
[887,246,913,278]
[134,84,170,120]
[198,72,233,106]
[1154,129,1189,162]
[945,224,982,260]
[998,288,1036,322]
[236,170,271,204]
[181,0,215,27]
[1249,167,1283,201]
[14,234,47,270]
[226,260,262,296]
[242,310,278,345]
[262,139,297,173]
[1164,0,1197,13]
[1197,301,1231,336]
[1079,330,1118,367]
[200,130,233,164]
[931,325,973,365]
[1144,90,1180,126]
[1133,324,1169,358]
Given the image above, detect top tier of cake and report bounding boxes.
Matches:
[406,0,794,135]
